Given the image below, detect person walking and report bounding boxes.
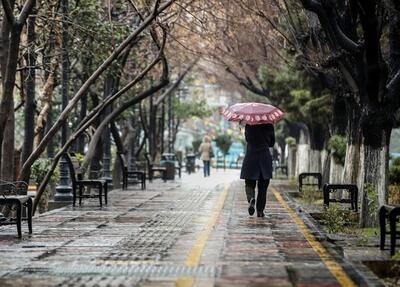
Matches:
[198,135,212,177]
[240,123,275,217]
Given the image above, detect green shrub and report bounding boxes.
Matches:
[392,251,400,260]
[31,158,60,184]
[285,136,296,147]
[74,153,85,163]
[321,205,350,233]
[215,134,232,156]
[328,135,346,165]
[31,158,60,214]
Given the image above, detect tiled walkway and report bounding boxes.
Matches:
[0,171,377,286]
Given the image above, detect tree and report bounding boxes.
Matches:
[0,0,36,179]
[215,134,233,160]
[18,0,178,183]
[298,0,400,226]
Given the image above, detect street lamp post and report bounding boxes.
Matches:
[102,77,113,187]
[55,0,72,202]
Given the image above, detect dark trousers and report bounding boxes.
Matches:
[203,160,210,177]
[245,177,270,212]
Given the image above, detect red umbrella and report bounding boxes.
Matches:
[222,102,284,125]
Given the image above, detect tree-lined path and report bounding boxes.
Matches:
[0,173,380,286]
[1,1,400,285]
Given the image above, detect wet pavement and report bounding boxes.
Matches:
[0,170,379,286]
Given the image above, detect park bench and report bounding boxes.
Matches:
[274,165,288,177]
[63,153,108,207]
[379,204,400,256]
[117,153,145,190]
[0,180,32,238]
[298,172,322,192]
[323,184,358,212]
[144,153,166,182]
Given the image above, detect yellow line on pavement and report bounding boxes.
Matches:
[175,183,230,287]
[270,186,357,287]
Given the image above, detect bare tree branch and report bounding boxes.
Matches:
[1,0,16,25]
[17,0,36,24]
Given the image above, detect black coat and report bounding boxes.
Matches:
[240,124,275,180]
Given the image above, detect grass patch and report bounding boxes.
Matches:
[320,205,354,233]
[298,186,323,205]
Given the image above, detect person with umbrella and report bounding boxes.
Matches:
[222,103,284,217]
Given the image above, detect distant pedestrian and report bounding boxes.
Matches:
[198,135,212,177]
[240,124,275,217]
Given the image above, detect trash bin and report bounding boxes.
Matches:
[186,154,196,174]
[161,153,176,180]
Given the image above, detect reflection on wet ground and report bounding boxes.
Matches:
[0,170,376,286]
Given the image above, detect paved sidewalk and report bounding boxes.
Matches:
[0,170,376,286]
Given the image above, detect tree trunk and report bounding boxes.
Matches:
[1,105,14,180]
[21,13,36,182]
[279,142,286,165]
[359,128,391,227]
[110,122,125,188]
[0,23,22,173]
[309,149,321,173]
[287,146,297,178]
[329,156,343,184]
[342,98,362,184]
[321,149,330,184]
[34,72,57,148]
[88,93,103,179]
[296,126,310,176]
[76,92,88,153]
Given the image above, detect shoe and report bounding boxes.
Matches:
[248,198,255,215]
[257,211,265,217]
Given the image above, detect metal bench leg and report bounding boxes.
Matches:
[379,207,386,250]
[16,202,22,238]
[73,185,77,207]
[323,187,329,207]
[123,173,127,190]
[79,186,83,206]
[104,183,108,205]
[98,185,103,207]
[27,198,33,234]
[389,216,397,256]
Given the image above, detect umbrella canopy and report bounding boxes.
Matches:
[222,102,284,125]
